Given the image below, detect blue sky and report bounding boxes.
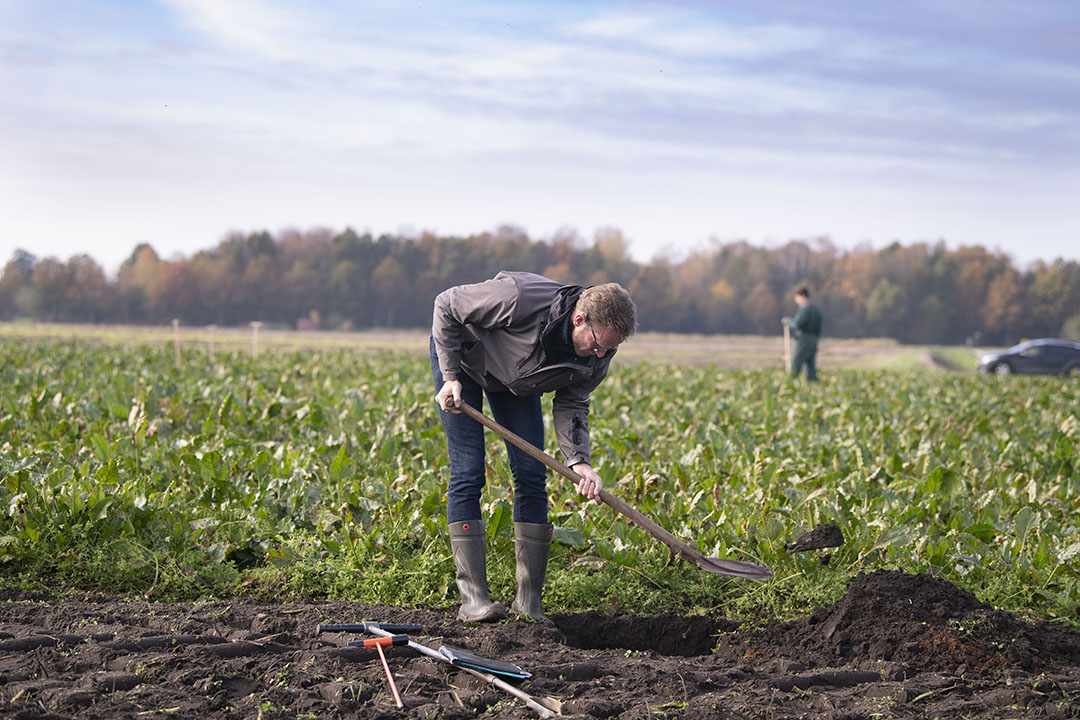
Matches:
[2,0,1078,275]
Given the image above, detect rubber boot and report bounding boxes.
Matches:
[510,522,553,620]
[448,520,507,622]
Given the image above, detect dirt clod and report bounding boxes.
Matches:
[786,522,845,553]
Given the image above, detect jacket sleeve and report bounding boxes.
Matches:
[787,305,809,335]
[551,361,611,467]
[432,274,519,381]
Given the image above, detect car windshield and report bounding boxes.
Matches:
[1007,341,1037,353]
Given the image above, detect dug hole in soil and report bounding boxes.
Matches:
[1,570,1078,719]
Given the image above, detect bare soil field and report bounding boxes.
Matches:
[2,570,1077,719]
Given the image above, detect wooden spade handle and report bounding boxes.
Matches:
[456,401,718,570]
[783,322,792,369]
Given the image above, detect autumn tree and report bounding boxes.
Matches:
[65,254,113,322]
[1027,261,1080,337]
[835,245,884,336]
[708,280,738,331]
[741,282,779,334]
[774,240,813,289]
[589,227,637,285]
[981,269,1025,344]
[544,227,586,284]
[628,261,676,330]
[116,244,165,321]
[951,247,997,332]
[864,279,907,337]
[370,255,407,327]
[30,258,71,321]
[0,250,37,320]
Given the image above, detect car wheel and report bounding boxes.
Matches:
[994,362,1013,376]
[1066,365,1080,378]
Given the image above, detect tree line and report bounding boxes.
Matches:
[2,226,1078,345]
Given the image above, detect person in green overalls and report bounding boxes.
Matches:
[783,286,823,381]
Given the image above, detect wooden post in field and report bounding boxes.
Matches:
[249,321,263,356]
[207,324,217,357]
[171,319,181,367]
[783,322,792,371]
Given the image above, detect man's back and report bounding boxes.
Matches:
[793,302,823,337]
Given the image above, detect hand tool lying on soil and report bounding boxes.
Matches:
[328,623,530,680]
[355,634,407,708]
[458,401,772,581]
[317,622,561,718]
[438,645,531,680]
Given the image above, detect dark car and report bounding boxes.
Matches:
[977,338,1080,376]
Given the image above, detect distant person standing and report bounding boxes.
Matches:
[783,287,823,381]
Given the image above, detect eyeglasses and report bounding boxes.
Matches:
[586,318,620,355]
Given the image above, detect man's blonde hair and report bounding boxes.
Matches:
[575,283,638,340]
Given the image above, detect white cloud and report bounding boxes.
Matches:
[161,0,308,59]
[568,12,658,39]
[569,9,824,60]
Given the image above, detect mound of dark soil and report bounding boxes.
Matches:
[1,570,1077,719]
[717,570,1080,677]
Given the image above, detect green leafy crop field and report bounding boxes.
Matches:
[1,339,1077,628]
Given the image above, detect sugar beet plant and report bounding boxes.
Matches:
[1,339,1077,628]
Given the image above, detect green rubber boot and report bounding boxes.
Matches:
[449,520,507,622]
[510,522,553,620]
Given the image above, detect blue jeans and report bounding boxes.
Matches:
[430,338,549,524]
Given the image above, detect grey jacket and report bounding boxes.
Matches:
[432,271,615,466]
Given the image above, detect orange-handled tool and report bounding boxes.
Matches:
[360,634,408,708]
